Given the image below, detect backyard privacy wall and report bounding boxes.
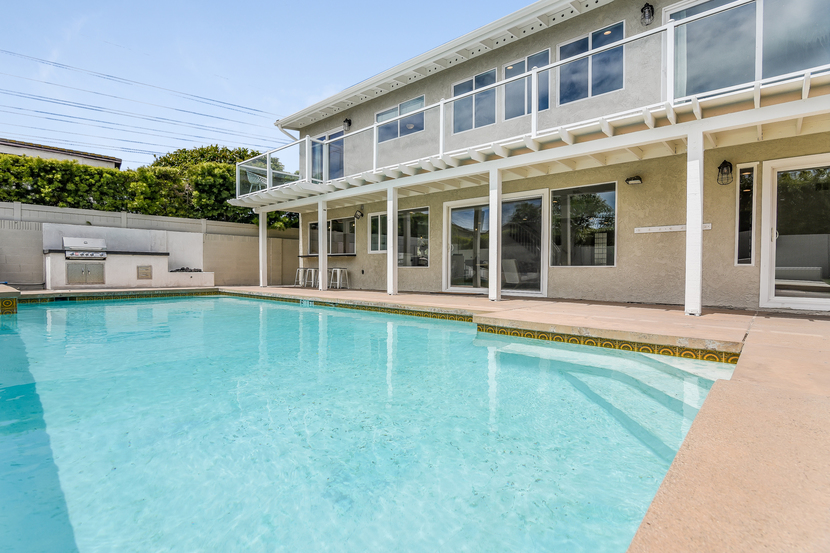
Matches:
[0,202,298,289]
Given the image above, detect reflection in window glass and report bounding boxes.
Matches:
[551,183,616,266]
[398,208,429,267]
[376,96,425,143]
[559,23,623,105]
[370,214,387,252]
[763,0,830,79]
[672,1,755,98]
[309,218,356,255]
[774,166,830,298]
[453,70,496,132]
[502,198,543,292]
[450,205,490,288]
[736,168,754,264]
[504,50,550,120]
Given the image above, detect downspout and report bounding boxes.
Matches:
[274,120,299,141]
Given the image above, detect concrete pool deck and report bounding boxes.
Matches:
[16,285,830,551]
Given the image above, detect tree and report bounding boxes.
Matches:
[150,145,265,169]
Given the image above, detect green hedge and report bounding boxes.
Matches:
[0,154,255,223]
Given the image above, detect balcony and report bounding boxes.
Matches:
[233,0,830,210]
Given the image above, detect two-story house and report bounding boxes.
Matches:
[231,0,830,315]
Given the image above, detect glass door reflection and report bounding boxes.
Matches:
[450,205,490,289]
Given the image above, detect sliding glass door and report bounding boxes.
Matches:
[447,196,544,293]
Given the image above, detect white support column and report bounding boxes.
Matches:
[488,168,502,301]
[685,129,704,315]
[387,186,398,295]
[258,209,268,287]
[318,199,328,291]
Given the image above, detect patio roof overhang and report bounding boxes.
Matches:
[231,71,830,214]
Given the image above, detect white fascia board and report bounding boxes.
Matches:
[277,0,591,130]
[260,93,830,213]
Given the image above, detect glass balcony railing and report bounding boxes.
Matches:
[237,0,830,200]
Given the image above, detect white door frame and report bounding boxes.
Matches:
[759,152,830,311]
[442,188,549,296]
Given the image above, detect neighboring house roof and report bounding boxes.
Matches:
[0,138,123,169]
[277,0,617,130]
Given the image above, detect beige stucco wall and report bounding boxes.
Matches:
[203,234,299,286]
[300,132,830,310]
[296,0,666,178]
[0,220,44,288]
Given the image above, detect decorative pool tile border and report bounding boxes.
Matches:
[19,290,217,304]
[0,297,17,315]
[477,324,740,364]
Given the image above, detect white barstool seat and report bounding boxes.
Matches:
[294,267,307,286]
[329,268,349,289]
[304,268,318,288]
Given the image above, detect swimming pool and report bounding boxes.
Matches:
[1,297,733,552]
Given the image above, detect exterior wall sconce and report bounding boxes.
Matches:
[343,118,352,132]
[717,160,734,185]
[626,176,643,185]
[354,206,364,220]
[641,3,654,26]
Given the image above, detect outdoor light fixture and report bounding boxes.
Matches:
[406,123,415,130]
[354,209,364,220]
[641,3,654,26]
[343,118,352,132]
[625,176,643,185]
[717,160,734,185]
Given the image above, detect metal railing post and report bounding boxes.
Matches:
[322,139,329,183]
[667,20,676,102]
[373,124,379,171]
[265,153,272,191]
[439,98,446,157]
[304,135,312,182]
[235,163,240,197]
[530,68,539,138]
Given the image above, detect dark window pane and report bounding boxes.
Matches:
[475,89,496,127]
[450,206,489,288]
[737,169,754,264]
[560,37,589,60]
[560,57,589,104]
[378,121,398,143]
[400,112,424,137]
[592,22,624,48]
[311,139,324,182]
[309,222,319,254]
[671,0,734,20]
[474,70,496,89]
[592,46,624,96]
[528,51,550,111]
[551,183,616,266]
[502,198,542,291]
[398,208,429,267]
[453,96,473,133]
[328,138,344,179]
[763,0,830,79]
[453,79,474,96]
[674,2,756,97]
[505,60,526,120]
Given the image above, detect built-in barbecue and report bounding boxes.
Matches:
[63,237,107,259]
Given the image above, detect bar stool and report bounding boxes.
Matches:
[304,268,318,288]
[329,268,349,289]
[294,267,307,286]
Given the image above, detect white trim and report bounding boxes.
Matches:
[760,153,830,311]
[451,69,498,135]
[549,181,619,268]
[556,20,626,108]
[734,162,758,266]
[443,188,549,296]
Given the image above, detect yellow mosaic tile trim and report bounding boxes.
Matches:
[476,324,740,364]
[312,301,473,322]
[0,298,17,315]
[18,291,217,304]
[218,292,301,304]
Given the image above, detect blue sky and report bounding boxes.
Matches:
[0,0,530,168]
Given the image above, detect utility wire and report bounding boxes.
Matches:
[0,115,277,151]
[1,132,162,155]
[0,72,280,129]
[0,105,288,149]
[0,48,281,119]
[0,89,286,143]
[0,123,213,151]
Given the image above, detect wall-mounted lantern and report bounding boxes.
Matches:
[354,205,364,220]
[641,3,655,26]
[343,118,352,132]
[625,176,643,185]
[717,160,734,185]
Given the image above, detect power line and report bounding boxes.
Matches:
[0,89,286,143]
[0,48,281,119]
[1,131,162,155]
[0,123,207,151]
[0,72,280,128]
[0,114,277,151]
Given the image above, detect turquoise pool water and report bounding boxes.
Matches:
[0,297,733,552]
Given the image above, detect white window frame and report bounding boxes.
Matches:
[734,162,759,267]
[367,207,430,268]
[312,127,345,182]
[375,96,426,143]
[442,189,549,296]
[503,49,551,121]
[556,21,626,107]
[308,216,356,255]
[759,152,830,311]
[549,181,619,269]
[451,68,498,135]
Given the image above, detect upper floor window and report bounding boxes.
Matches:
[377,96,425,143]
[668,0,830,99]
[504,50,550,120]
[558,22,624,105]
[311,130,344,181]
[452,69,496,133]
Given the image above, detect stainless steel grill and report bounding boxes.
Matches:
[63,237,107,259]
